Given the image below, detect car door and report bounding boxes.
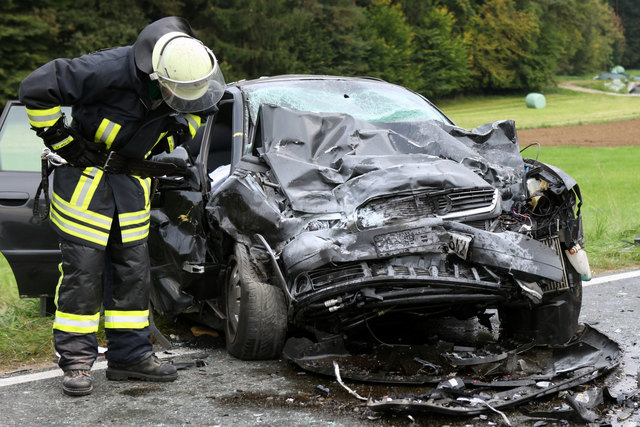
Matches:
[147,88,246,316]
[0,101,61,300]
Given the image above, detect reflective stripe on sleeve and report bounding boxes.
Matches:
[51,135,74,150]
[104,310,149,329]
[184,114,201,138]
[145,132,167,158]
[53,310,100,333]
[26,106,62,128]
[94,118,122,149]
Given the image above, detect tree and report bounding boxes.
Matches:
[412,5,472,98]
[360,0,419,89]
[565,0,624,74]
[53,0,148,58]
[285,0,369,77]
[610,0,640,68]
[0,2,59,106]
[464,0,541,90]
[187,0,301,82]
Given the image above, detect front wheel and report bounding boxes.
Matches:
[225,243,287,360]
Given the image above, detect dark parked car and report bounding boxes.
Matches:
[0,75,589,359]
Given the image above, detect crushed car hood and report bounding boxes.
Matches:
[208,105,527,247]
[258,105,525,214]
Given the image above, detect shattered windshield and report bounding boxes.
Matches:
[242,79,450,125]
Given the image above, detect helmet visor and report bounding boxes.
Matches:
[152,50,226,112]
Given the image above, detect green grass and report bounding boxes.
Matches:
[523,146,640,273]
[439,89,640,130]
[0,254,54,370]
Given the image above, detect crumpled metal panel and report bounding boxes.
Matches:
[149,189,208,314]
[280,218,562,281]
[207,106,526,248]
[258,105,525,214]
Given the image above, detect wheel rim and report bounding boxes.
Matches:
[226,261,242,341]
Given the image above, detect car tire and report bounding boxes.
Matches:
[224,242,287,360]
[499,254,582,345]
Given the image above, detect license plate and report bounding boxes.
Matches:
[449,231,473,260]
[374,228,439,256]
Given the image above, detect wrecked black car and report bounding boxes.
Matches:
[0,75,590,361]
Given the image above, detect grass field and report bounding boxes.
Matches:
[522,145,640,272]
[0,255,53,369]
[439,88,640,130]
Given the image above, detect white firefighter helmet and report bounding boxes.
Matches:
[149,32,225,112]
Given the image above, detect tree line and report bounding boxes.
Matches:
[0,0,632,108]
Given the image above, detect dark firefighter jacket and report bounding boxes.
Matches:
[18,46,204,250]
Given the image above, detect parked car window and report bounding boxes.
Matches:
[0,105,72,172]
[243,79,449,125]
[0,105,43,172]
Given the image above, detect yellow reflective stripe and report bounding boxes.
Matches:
[184,114,201,138]
[50,208,110,247]
[167,135,175,152]
[233,132,243,137]
[54,259,63,309]
[51,135,74,150]
[26,106,62,127]
[94,118,122,149]
[121,224,149,243]
[53,192,112,229]
[104,310,149,329]
[135,176,151,209]
[53,310,100,333]
[119,210,150,227]
[145,132,167,158]
[70,167,103,209]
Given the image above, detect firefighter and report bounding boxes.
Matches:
[18,17,225,396]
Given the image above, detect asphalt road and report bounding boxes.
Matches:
[2,270,640,426]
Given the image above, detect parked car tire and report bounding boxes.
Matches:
[224,242,287,360]
[499,253,582,345]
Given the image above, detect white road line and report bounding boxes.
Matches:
[0,348,202,388]
[584,270,640,287]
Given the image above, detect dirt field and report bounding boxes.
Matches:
[517,119,640,147]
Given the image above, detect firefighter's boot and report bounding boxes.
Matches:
[106,354,177,382]
[62,369,93,396]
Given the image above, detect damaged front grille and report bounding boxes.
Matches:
[538,236,570,293]
[293,259,502,297]
[292,258,509,332]
[356,187,498,229]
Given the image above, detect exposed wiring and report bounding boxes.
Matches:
[520,142,541,162]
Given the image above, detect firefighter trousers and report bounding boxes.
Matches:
[53,223,153,371]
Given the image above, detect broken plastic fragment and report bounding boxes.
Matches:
[333,361,367,401]
[457,397,511,426]
[315,384,330,398]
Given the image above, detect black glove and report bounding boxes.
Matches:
[35,118,94,167]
